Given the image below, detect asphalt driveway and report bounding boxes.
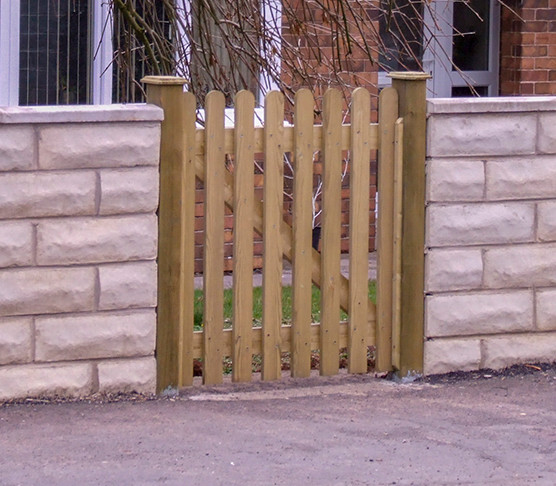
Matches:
[0,365,555,485]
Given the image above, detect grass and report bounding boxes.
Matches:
[193,281,377,330]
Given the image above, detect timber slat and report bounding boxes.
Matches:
[232,91,255,382]
[348,88,371,374]
[203,91,225,385]
[180,91,197,386]
[391,118,404,371]
[191,321,373,359]
[291,89,315,378]
[195,124,379,155]
[320,89,342,376]
[376,87,399,372]
[262,91,284,381]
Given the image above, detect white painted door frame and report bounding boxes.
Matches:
[424,0,500,97]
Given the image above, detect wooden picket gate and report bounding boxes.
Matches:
[143,74,427,391]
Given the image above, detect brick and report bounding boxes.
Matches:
[0,267,96,316]
[427,203,535,247]
[0,221,33,267]
[538,201,556,241]
[427,159,484,202]
[484,244,556,288]
[35,310,155,362]
[98,357,156,394]
[0,171,96,219]
[536,289,556,331]
[0,362,93,401]
[37,215,157,265]
[99,261,157,311]
[481,333,556,370]
[423,338,481,375]
[99,167,159,215]
[0,317,32,365]
[39,122,160,169]
[425,249,483,292]
[426,291,533,337]
[0,126,36,171]
[538,113,556,154]
[427,113,537,157]
[486,156,556,200]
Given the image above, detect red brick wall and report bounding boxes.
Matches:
[500,0,556,95]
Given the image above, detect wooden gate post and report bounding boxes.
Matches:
[142,76,195,392]
[388,72,430,377]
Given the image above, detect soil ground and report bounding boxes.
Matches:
[1,363,555,485]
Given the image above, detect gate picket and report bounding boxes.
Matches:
[262,91,285,381]
[203,91,226,385]
[291,89,315,378]
[348,88,371,373]
[232,91,256,382]
[320,89,343,376]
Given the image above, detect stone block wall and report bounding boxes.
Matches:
[0,104,163,401]
[424,97,556,374]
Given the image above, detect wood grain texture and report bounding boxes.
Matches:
[320,88,342,377]
[376,87,399,372]
[144,79,189,392]
[262,91,284,381]
[348,88,371,374]
[291,89,314,378]
[203,91,226,385]
[232,91,255,382]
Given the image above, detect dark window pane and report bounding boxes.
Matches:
[451,85,488,97]
[19,0,91,106]
[378,0,424,71]
[453,0,489,71]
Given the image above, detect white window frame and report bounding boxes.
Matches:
[0,1,21,106]
[379,0,500,98]
[0,0,113,106]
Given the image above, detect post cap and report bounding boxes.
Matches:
[387,71,431,81]
[141,76,188,86]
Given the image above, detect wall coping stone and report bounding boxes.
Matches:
[0,104,164,124]
[427,96,556,115]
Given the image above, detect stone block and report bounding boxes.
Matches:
[0,125,35,171]
[424,338,481,375]
[0,317,32,365]
[0,362,93,401]
[486,157,556,200]
[0,222,33,267]
[0,171,96,219]
[426,291,533,337]
[37,215,157,265]
[426,248,483,292]
[98,357,156,394]
[428,113,537,157]
[99,167,159,215]
[35,310,155,362]
[427,159,485,202]
[39,123,160,169]
[0,267,96,316]
[99,261,157,311]
[538,201,556,242]
[538,112,556,154]
[536,290,556,331]
[484,243,556,288]
[481,333,556,370]
[427,203,534,247]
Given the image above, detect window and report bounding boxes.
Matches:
[0,0,112,106]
